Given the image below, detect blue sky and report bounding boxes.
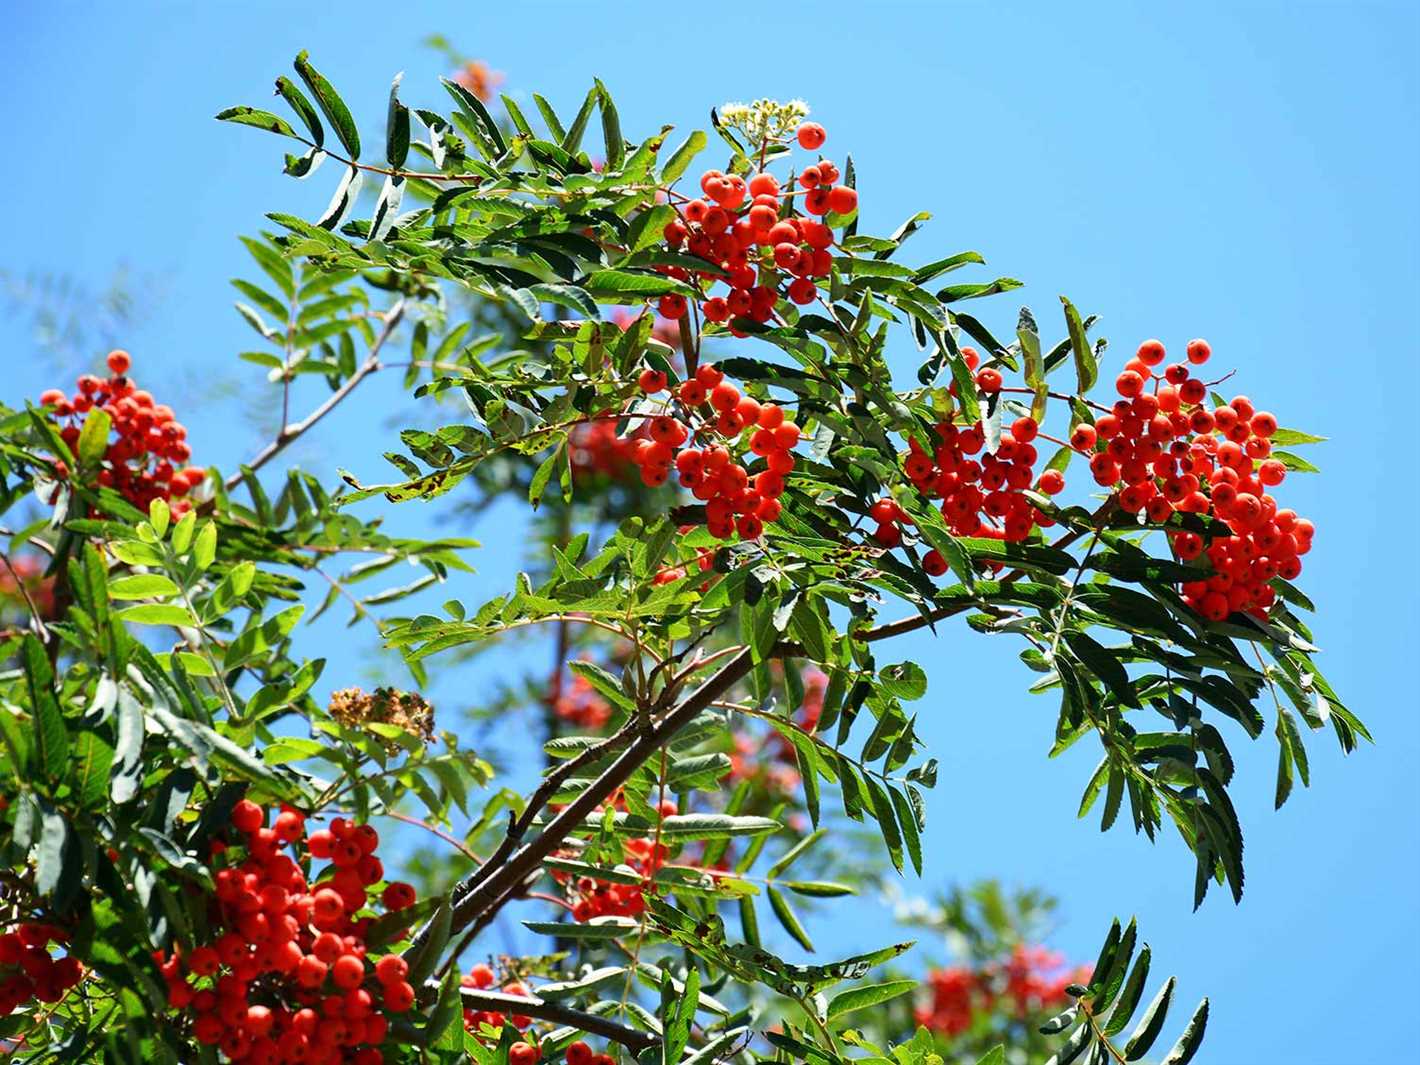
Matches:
[5,4,1418,1062]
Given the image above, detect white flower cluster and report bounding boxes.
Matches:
[717,97,811,145]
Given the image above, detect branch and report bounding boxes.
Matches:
[455,988,658,1053]
[221,298,407,492]
[858,500,1117,643]
[406,646,757,958]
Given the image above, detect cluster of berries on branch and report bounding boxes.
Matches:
[460,961,533,1042]
[155,800,419,1064]
[549,795,677,923]
[458,967,614,1065]
[1076,338,1313,621]
[917,944,1091,1038]
[37,350,205,516]
[0,921,83,1016]
[550,667,614,729]
[881,347,1063,573]
[634,363,798,540]
[655,121,851,330]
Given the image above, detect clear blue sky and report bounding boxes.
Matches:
[6,5,1418,1062]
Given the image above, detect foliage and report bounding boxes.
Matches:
[0,49,1366,1064]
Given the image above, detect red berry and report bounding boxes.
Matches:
[106,350,132,375]
[384,980,415,1012]
[797,122,827,150]
[1136,339,1166,366]
[1010,417,1038,443]
[826,186,858,215]
[974,368,1003,393]
[1039,469,1065,495]
[469,963,496,989]
[231,799,264,835]
[1186,338,1212,364]
[382,882,417,911]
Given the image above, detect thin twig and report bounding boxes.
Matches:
[222,299,407,493]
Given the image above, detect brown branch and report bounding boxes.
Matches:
[456,988,658,1053]
[406,646,757,959]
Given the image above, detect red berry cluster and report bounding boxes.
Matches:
[916,945,1091,1037]
[0,553,56,620]
[551,800,675,923]
[568,416,638,483]
[633,364,798,540]
[156,800,420,1064]
[565,1041,616,1065]
[884,357,1062,572]
[460,962,534,1040]
[38,350,205,516]
[0,922,83,1015]
[551,668,613,729]
[565,832,669,923]
[652,532,715,586]
[1076,339,1312,620]
[656,122,853,330]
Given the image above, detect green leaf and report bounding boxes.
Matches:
[294,51,359,158]
[1122,976,1174,1061]
[1104,946,1152,1037]
[385,72,411,167]
[115,604,195,627]
[562,85,598,152]
[441,77,507,157]
[216,106,299,138]
[661,130,707,184]
[626,204,675,253]
[595,79,624,170]
[826,979,917,1020]
[72,732,115,810]
[1061,295,1097,394]
[274,76,323,146]
[528,443,564,509]
[523,918,637,940]
[1019,306,1047,422]
[878,661,927,701]
[107,574,180,600]
[1267,428,1325,446]
[208,561,256,618]
[34,804,71,898]
[767,828,824,879]
[76,408,112,468]
[766,885,814,952]
[23,636,69,780]
[191,520,217,568]
[654,814,780,840]
[1159,998,1208,1065]
[584,269,689,298]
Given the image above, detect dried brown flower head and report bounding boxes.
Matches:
[328,687,435,750]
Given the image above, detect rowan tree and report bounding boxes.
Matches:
[0,52,1366,1064]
